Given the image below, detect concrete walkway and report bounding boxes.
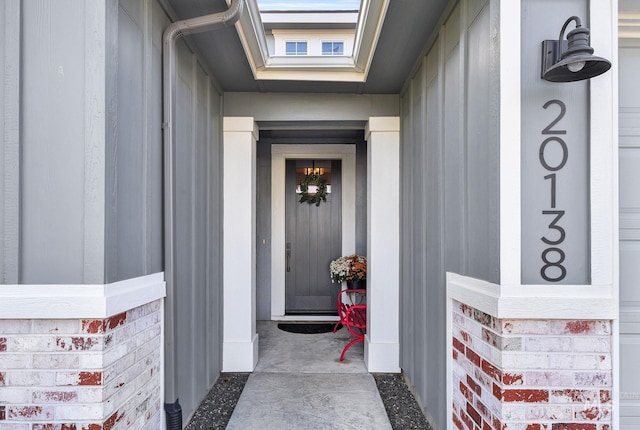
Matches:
[226,321,392,429]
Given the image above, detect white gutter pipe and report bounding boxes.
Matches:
[162,0,244,421]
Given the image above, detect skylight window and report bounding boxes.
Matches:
[233,0,390,82]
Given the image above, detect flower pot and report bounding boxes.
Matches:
[329,282,341,315]
[345,280,366,305]
[346,279,366,290]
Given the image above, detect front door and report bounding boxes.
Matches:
[285,159,342,314]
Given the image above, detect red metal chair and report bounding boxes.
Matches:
[334,289,367,361]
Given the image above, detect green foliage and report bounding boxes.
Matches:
[299,173,328,207]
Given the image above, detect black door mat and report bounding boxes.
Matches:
[277,323,341,334]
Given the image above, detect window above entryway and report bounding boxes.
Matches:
[322,41,344,56]
[285,41,308,55]
[233,0,390,82]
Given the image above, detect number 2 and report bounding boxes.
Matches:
[542,100,567,135]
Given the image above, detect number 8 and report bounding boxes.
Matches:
[540,247,566,282]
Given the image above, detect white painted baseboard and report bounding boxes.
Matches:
[364,335,401,373]
[223,333,259,372]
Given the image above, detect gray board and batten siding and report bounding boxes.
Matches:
[256,141,273,320]
[6,0,107,284]
[106,0,164,283]
[399,0,500,426]
[1,0,177,285]
[619,30,640,429]
[112,0,226,421]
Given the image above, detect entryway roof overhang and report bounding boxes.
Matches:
[161,0,450,93]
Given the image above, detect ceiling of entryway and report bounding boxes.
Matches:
[163,0,449,94]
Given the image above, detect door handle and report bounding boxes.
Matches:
[286,243,292,272]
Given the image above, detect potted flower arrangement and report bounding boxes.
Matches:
[329,254,367,289]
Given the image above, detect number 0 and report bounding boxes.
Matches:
[539,137,568,171]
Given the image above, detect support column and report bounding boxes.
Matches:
[446,0,618,428]
[365,117,401,373]
[223,117,258,372]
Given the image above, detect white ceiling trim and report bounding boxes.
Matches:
[228,0,390,82]
[255,69,368,82]
[619,12,640,39]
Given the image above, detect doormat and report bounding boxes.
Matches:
[277,323,341,334]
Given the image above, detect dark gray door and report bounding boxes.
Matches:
[285,159,342,314]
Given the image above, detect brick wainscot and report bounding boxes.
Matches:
[0,299,163,430]
[451,300,612,430]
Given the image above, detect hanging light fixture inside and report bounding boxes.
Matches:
[541,16,611,82]
[304,161,324,176]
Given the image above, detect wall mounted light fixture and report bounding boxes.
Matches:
[541,16,611,82]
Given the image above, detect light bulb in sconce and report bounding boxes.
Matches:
[567,61,586,72]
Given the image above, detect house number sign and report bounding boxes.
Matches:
[539,100,567,282]
[521,2,590,285]
[521,92,589,285]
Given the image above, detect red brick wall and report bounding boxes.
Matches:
[0,300,162,429]
[452,300,612,430]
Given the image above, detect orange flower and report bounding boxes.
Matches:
[329,254,367,283]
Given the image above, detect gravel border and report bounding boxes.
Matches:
[185,373,250,430]
[186,372,431,429]
[373,373,433,430]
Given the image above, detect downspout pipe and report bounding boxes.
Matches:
[162,1,243,427]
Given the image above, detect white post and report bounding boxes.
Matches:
[223,117,258,372]
[364,117,401,373]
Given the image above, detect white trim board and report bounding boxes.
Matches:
[499,0,521,287]
[446,272,617,320]
[0,272,166,319]
[270,144,357,319]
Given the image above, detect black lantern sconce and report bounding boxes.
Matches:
[541,16,611,82]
